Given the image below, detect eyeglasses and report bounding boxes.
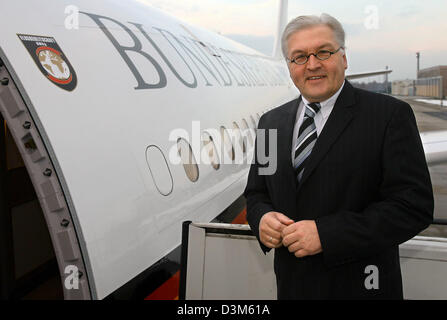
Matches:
[287,47,344,65]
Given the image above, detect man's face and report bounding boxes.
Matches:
[286,24,347,103]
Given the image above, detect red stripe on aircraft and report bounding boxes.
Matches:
[144,271,180,300]
[231,207,247,224]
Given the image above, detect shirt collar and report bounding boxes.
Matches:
[301,80,345,119]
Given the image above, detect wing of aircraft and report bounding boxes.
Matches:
[421,131,447,166]
[0,0,446,301]
[346,69,393,80]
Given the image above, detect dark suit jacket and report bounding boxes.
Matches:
[244,80,434,299]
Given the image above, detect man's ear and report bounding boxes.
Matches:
[343,54,348,70]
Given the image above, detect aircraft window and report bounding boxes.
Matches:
[145,145,173,196]
[220,126,235,162]
[202,132,220,170]
[241,119,253,148]
[232,122,246,155]
[177,138,199,182]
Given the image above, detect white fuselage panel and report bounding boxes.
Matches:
[0,0,298,298]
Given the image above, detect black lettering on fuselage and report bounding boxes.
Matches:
[81,12,288,90]
[154,27,221,87]
[187,39,232,87]
[219,49,252,87]
[212,47,246,87]
[80,12,167,90]
[129,22,198,88]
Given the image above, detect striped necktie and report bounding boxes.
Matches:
[293,102,321,182]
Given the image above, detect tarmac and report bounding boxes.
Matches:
[396,96,447,237]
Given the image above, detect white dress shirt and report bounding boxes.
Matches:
[291,81,345,163]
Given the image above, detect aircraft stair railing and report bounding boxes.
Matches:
[180,220,447,300]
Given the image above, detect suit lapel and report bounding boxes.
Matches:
[277,97,300,191]
[297,81,357,191]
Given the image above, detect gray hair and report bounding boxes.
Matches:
[281,13,345,59]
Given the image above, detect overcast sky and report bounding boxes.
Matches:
[146,0,447,81]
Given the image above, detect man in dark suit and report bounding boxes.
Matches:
[244,13,434,299]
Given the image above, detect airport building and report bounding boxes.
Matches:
[392,65,446,98]
[418,65,447,98]
[392,79,415,96]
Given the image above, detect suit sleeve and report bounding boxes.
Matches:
[244,116,276,254]
[315,101,434,268]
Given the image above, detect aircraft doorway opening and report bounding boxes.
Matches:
[0,118,63,299]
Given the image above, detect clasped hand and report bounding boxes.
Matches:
[259,212,322,258]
